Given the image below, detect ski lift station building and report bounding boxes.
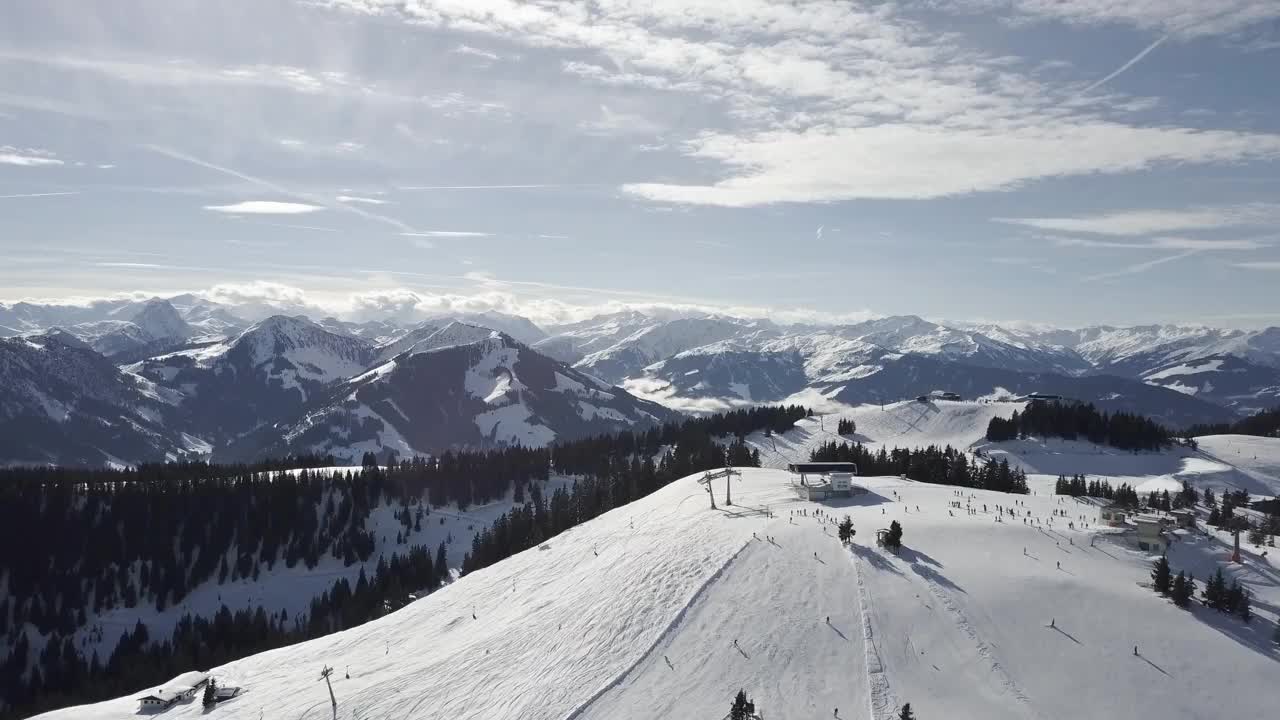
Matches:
[786,462,866,501]
[1134,516,1169,553]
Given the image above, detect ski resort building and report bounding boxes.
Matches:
[136,671,207,711]
[917,391,962,402]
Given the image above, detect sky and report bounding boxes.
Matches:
[2,0,1280,329]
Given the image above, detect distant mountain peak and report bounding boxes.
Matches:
[130,298,190,341]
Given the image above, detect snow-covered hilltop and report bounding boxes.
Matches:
[35,459,1280,720]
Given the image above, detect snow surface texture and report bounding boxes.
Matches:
[37,466,1280,720]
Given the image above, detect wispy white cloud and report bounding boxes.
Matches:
[995,204,1280,235]
[1048,235,1269,251]
[579,105,663,136]
[627,124,1280,205]
[0,145,63,167]
[621,376,749,414]
[0,49,354,95]
[452,45,500,62]
[204,200,324,215]
[1233,261,1280,270]
[326,0,1280,207]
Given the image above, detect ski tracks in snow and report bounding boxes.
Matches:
[853,554,897,720]
[916,572,1044,719]
[561,538,755,720]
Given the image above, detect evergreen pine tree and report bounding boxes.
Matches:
[885,520,904,553]
[838,516,855,545]
[1238,589,1252,623]
[1203,569,1221,609]
[203,677,218,707]
[899,703,916,720]
[1248,525,1265,546]
[1273,621,1280,646]
[1171,571,1190,608]
[1226,580,1243,615]
[1150,555,1172,596]
[730,689,756,720]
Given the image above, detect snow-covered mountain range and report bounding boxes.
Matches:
[546,312,1275,423]
[3,294,1278,466]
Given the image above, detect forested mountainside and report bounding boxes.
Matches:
[1184,405,1280,439]
[0,405,806,719]
[985,400,1175,451]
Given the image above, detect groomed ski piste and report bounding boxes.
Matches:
[746,398,1018,466]
[39,459,1280,718]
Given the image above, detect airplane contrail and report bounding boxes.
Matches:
[397,184,599,190]
[1080,34,1169,95]
[143,145,418,234]
[0,191,79,199]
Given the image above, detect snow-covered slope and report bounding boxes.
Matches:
[39,466,1279,720]
[746,399,1021,468]
[1194,434,1280,497]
